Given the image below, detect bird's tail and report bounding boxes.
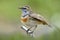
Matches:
[48,23,60,32]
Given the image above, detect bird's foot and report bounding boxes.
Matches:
[26,29,34,37]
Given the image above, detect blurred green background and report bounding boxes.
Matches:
[0,0,60,40]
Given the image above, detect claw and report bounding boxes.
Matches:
[26,29,32,34]
[26,30,33,37]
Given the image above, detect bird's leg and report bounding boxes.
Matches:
[26,26,33,34]
[26,25,37,35]
[26,25,37,37]
[21,25,33,37]
[26,27,33,37]
[31,25,37,33]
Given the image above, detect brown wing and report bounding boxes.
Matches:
[29,13,49,25]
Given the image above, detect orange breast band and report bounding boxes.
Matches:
[21,18,28,22]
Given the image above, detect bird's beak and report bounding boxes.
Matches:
[19,7,23,9]
[19,7,26,9]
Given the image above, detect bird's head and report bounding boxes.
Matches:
[19,5,31,17]
[19,5,31,11]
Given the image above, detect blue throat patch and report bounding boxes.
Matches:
[22,9,29,17]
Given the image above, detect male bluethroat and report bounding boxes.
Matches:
[19,5,51,36]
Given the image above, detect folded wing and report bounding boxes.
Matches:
[29,13,49,25]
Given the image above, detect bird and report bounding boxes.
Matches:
[19,5,51,36]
